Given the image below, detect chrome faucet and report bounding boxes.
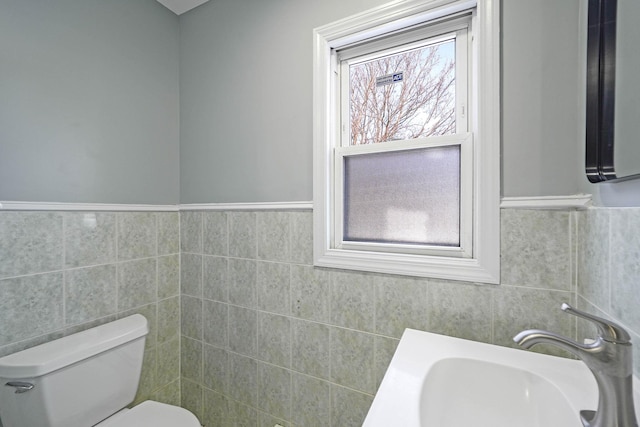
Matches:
[513,303,638,427]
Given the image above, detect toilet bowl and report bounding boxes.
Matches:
[0,315,200,427]
[95,400,200,427]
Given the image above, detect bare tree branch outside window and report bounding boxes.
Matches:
[349,40,456,145]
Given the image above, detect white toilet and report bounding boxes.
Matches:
[0,314,200,427]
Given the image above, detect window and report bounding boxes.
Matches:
[313,0,500,283]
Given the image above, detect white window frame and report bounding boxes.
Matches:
[312,0,500,284]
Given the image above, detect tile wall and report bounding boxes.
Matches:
[0,210,182,426]
[1,207,638,427]
[576,207,640,375]
[178,207,640,427]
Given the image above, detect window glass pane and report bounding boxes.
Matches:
[343,145,460,246]
[349,39,455,145]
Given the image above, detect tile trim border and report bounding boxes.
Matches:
[180,201,313,211]
[0,201,313,212]
[2,196,590,212]
[500,194,592,210]
[0,201,180,212]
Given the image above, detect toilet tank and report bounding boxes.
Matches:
[0,315,148,427]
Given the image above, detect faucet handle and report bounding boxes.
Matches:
[562,303,631,344]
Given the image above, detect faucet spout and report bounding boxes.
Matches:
[513,328,595,359]
[513,303,638,427]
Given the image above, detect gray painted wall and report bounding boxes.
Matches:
[1,0,638,206]
[0,0,180,204]
[501,0,640,205]
[179,0,388,203]
[501,0,582,198]
[179,0,640,206]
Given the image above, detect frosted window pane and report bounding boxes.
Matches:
[343,145,460,246]
[349,39,455,145]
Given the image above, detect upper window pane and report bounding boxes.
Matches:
[348,38,456,146]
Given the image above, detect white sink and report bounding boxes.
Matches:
[364,329,603,427]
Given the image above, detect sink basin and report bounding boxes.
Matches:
[421,357,586,426]
[364,329,604,427]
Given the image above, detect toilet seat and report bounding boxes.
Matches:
[94,400,200,427]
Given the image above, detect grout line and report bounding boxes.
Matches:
[115,213,120,314]
[155,213,160,304]
[570,211,577,340]
[61,214,67,328]
[200,211,204,325]
[606,210,612,314]
[177,210,183,406]
[490,284,495,344]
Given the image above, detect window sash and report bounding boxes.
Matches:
[334,133,473,258]
[339,20,470,147]
[333,20,471,258]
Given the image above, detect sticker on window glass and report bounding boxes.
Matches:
[375,72,403,87]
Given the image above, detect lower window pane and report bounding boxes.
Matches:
[343,145,460,246]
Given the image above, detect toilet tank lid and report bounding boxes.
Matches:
[0,314,148,379]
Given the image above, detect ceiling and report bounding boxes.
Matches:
[155,0,210,15]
